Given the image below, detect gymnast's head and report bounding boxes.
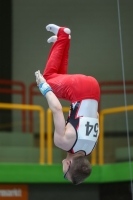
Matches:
[62,155,92,185]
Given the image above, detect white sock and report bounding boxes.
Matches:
[64,28,71,35]
[47,35,57,43]
[46,24,60,35]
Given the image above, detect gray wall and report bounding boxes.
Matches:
[12,0,133,132]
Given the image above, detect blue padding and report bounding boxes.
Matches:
[39,83,52,96]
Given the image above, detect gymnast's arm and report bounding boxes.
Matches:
[45,91,67,147]
[35,70,67,148]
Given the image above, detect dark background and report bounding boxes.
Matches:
[0,1,12,131]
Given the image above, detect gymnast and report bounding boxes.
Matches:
[35,24,100,185]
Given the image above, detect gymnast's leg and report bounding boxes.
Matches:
[43,24,71,80]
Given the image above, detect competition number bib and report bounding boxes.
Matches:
[78,117,99,142]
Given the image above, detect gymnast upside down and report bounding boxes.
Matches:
[35,24,100,185]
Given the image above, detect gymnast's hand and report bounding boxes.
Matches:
[35,70,46,86]
[35,70,52,96]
